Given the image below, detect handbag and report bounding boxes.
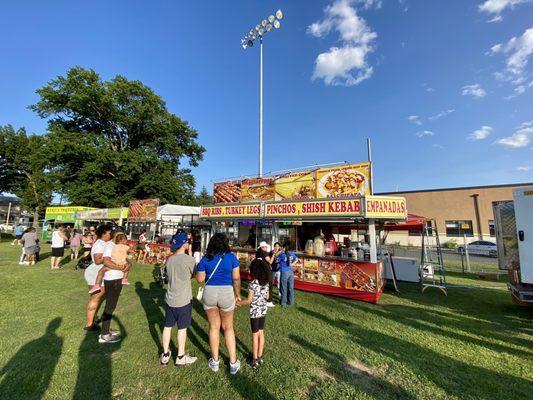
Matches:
[196,255,224,301]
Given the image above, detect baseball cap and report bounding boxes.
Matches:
[259,241,268,248]
[170,232,189,251]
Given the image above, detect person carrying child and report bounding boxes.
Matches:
[239,251,270,370]
[89,233,131,294]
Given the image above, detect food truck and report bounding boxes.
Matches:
[42,206,96,241]
[200,162,408,304]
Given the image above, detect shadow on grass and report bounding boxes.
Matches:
[134,281,168,356]
[73,316,126,400]
[298,306,533,399]
[0,318,63,400]
[289,334,415,399]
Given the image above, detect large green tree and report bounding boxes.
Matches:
[0,125,55,226]
[29,66,205,207]
[194,186,212,206]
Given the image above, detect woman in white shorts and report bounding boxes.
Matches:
[196,233,242,375]
[83,224,113,331]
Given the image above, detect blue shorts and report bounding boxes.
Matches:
[164,301,192,329]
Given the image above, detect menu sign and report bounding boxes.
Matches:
[315,163,370,198]
[364,196,406,219]
[213,162,371,204]
[200,203,262,219]
[241,178,275,202]
[274,171,315,201]
[265,198,363,219]
[213,180,241,203]
[128,199,159,222]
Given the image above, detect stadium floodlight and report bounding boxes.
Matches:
[240,9,283,177]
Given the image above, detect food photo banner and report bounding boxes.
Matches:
[200,195,406,220]
[128,199,159,222]
[213,162,371,204]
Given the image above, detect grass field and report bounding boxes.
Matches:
[0,239,532,400]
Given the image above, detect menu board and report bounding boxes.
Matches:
[213,180,242,203]
[315,163,370,198]
[128,199,159,222]
[274,171,315,201]
[241,178,275,202]
[213,162,371,204]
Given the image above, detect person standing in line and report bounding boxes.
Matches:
[11,223,25,246]
[136,229,149,264]
[20,227,39,265]
[159,232,198,367]
[196,233,242,375]
[257,242,275,308]
[18,227,30,264]
[82,226,95,258]
[99,230,130,343]
[239,257,270,370]
[270,242,283,292]
[70,229,83,260]
[51,224,68,270]
[278,243,298,307]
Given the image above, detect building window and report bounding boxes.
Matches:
[445,220,473,237]
[488,220,495,237]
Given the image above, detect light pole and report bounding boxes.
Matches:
[241,9,283,177]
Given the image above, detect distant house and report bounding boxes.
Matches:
[0,195,22,225]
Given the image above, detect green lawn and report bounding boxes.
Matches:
[0,241,532,400]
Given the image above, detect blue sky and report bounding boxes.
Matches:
[1,0,532,194]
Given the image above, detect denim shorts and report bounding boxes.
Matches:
[165,301,193,329]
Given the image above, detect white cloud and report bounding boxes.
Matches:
[490,27,533,84]
[462,84,487,98]
[517,166,532,171]
[407,115,422,125]
[496,122,533,148]
[416,130,434,138]
[308,0,378,86]
[479,0,531,21]
[469,125,493,140]
[428,109,455,121]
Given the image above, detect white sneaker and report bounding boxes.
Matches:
[175,354,198,366]
[98,333,121,344]
[266,302,275,308]
[160,350,171,366]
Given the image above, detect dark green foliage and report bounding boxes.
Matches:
[29,66,205,207]
[0,125,54,222]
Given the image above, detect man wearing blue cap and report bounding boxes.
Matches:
[159,232,197,366]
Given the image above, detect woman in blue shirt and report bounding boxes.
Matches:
[277,243,298,306]
[196,233,242,375]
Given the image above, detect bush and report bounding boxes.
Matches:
[442,240,458,249]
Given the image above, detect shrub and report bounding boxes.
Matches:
[442,240,458,249]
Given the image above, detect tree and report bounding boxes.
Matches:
[0,125,55,226]
[195,186,212,205]
[29,66,205,207]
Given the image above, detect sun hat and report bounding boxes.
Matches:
[170,232,189,251]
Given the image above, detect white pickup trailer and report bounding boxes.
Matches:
[492,187,533,305]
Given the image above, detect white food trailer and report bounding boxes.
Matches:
[493,187,533,305]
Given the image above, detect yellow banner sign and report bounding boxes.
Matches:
[200,203,262,219]
[364,196,406,219]
[265,198,363,218]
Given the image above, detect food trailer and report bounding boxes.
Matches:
[42,206,96,241]
[200,161,407,303]
[74,207,129,228]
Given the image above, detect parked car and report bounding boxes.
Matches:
[458,240,498,257]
